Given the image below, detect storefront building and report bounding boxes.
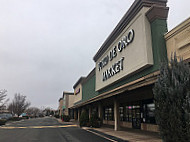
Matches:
[68,0,171,132]
[72,77,86,120]
[92,0,169,132]
[67,16,190,132]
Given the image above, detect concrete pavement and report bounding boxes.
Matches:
[0,117,114,142]
[58,119,162,142]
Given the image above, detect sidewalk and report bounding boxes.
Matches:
[84,127,162,142]
[57,119,162,142]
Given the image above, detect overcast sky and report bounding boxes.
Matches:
[0,0,189,109]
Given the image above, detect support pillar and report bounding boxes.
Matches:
[114,98,120,131]
[74,109,77,120]
[78,108,80,121]
[98,102,103,120]
[89,106,92,119]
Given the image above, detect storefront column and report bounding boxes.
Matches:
[78,108,80,121]
[82,108,85,113]
[74,109,77,120]
[114,98,120,131]
[89,106,92,119]
[98,102,103,120]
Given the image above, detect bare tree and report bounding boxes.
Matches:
[26,107,40,117]
[8,93,30,116]
[0,89,9,110]
[43,107,51,116]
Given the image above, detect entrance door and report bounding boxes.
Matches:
[132,105,141,129]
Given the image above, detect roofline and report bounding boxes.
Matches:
[73,77,86,89]
[93,0,167,62]
[82,68,95,85]
[70,71,159,109]
[63,91,74,95]
[58,98,63,102]
[165,17,190,40]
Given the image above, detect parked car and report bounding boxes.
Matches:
[19,113,29,119]
[0,113,13,120]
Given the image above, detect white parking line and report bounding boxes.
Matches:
[84,129,118,142]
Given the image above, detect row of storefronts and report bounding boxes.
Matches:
[59,0,190,132]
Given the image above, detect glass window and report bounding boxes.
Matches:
[125,106,132,122]
[104,107,114,121]
[92,107,98,115]
[147,103,155,117]
[119,107,124,121]
[104,108,108,120]
[142,102,155,124]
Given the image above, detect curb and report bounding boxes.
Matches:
[82,128,129,142]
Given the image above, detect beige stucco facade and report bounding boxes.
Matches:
[74,84,82,104]
[165,17,190,61]
[68,94,74,108]
[95,7,153,91]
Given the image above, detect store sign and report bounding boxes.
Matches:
[98,29,134,81]
[95,7,154,91]
[75,88,80,95]
[102,57,124,81]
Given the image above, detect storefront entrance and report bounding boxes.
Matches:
[132,105,141,129]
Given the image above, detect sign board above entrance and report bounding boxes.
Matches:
[95,7,154,91]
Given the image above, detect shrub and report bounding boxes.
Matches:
[79,110,89,127]
[62,115,70,122]
[39,114,44,117]
[89,113,102,128]
[0,119,7,126]
[8,117,22,121]
[54,114,59,118]
[153,54,190,142]
[22,116,29,119]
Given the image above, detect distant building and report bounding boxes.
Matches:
[58,98,63,117]
[62,91,74,116]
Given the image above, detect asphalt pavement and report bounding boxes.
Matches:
[0,117,122,142]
